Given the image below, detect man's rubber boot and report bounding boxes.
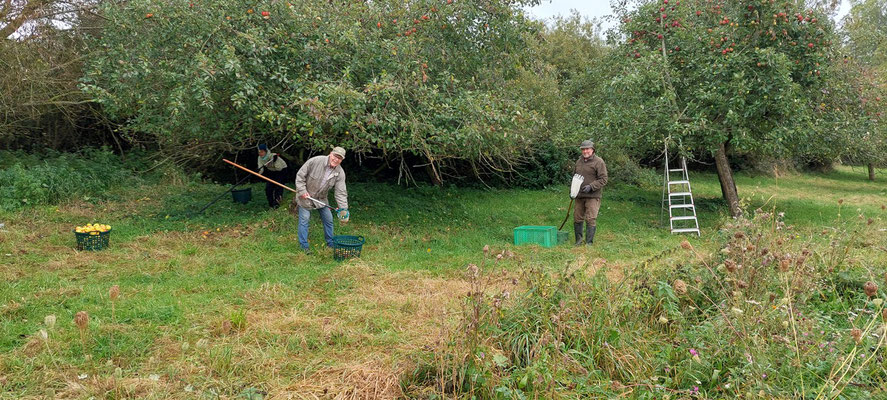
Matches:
[586,224,596,246]
[574,222,584,246]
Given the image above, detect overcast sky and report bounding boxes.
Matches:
[526,0,853,31]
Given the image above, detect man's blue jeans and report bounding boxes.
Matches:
[298,206,334,250]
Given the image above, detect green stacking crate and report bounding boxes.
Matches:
[513,226,558,248]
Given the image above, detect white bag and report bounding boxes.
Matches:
[570,174,584,199]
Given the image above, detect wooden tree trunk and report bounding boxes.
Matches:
[714,141,741,218]
[868,163,875,181]
[425,164,442,186]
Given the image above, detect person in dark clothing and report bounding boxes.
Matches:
[257,143,288,208]
[573,139,608,246]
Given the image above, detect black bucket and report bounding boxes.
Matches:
[231,188,252,204]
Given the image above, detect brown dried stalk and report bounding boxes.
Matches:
[109,285,120,322]
[74,311,89,353]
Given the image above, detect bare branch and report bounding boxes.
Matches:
[1,0,51,39]
[0,0,13,21]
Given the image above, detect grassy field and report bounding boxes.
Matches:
[1,166,886,398]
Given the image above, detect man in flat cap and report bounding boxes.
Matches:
[573,139,608,246]
[292,147,349,254]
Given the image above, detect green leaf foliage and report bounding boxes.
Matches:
[601,0,846,161]
[81,0,550,171]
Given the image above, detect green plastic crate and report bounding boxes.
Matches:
[513,226,558,248]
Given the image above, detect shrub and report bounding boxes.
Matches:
[509,145,659,190]
[510,142,574,188]
[606,150,660,190]
[0,148,138,211]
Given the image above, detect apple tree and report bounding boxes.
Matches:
[81,0,545,182]
[604,0,843,216]
[841,0,887,180]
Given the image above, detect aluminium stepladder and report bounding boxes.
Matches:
[661,147,700,236]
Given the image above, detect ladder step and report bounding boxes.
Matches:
[670,216,698,221]
[669,169,684,172]
[667,180,690,185]
[671,228,700,234]
[670,204,695,209]
[668,192,692,197]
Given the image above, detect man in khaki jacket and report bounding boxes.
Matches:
[573,140,608,246]
[292,147,349,254]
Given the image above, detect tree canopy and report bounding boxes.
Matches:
[2,0,884,201]
[840,0,887,178]
[600,0,851,215]
[81,0,554,181]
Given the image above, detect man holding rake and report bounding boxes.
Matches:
[292,147,350,254]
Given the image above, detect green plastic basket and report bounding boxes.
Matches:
[331,235,365,261]
[74,229,111,251]
[513,226,557,248]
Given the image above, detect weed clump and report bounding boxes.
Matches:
[405,206,887,398]
[0,148,138,211]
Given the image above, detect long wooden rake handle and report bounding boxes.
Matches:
[223,159,297,193]
[223,158,349,221]
[194,157,279,215]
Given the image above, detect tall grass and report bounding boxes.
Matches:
[406,205,887,398]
